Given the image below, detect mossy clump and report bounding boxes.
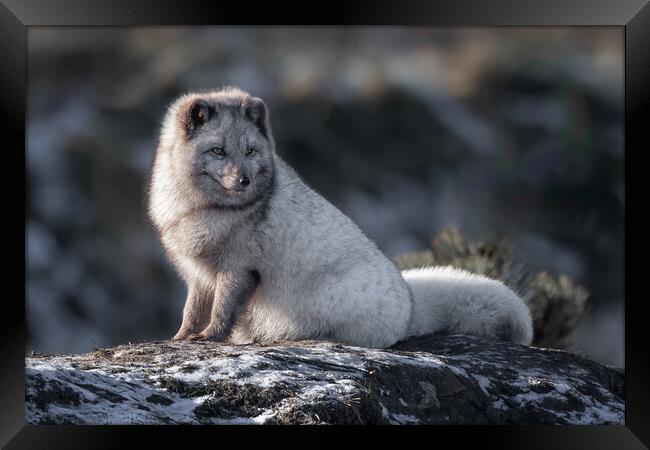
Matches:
[395,228,589,349]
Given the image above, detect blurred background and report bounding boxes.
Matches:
[26,27,624,366]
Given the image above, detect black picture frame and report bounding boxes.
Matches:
[2,0,647,447]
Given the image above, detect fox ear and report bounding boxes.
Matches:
[245,97,269,138]
[184,99,211,138]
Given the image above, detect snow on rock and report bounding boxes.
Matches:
[25,334,624,425]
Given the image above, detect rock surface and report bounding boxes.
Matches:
[25,334,624,425]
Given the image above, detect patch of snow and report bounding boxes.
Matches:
[209,411,276,425]
[471,374,493,396]
[27,359,211,424]
[391,413,421,424]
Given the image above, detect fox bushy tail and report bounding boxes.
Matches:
[401,266,533,345]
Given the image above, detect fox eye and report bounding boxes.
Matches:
[245,147,255,156]
[210,146,226,157]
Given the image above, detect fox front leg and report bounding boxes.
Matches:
[193,270,259,342]
[171,282,214,341]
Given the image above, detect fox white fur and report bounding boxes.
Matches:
[147,87,533,348]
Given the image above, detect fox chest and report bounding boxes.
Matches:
[164,218,254,281]
[162,213,239,256]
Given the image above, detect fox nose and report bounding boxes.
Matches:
[239,175,251,187]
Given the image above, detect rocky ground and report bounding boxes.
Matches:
[25,334,624,425]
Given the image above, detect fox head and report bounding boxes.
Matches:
[149,87,276,223]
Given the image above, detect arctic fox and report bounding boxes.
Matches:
[147,87,533,348]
